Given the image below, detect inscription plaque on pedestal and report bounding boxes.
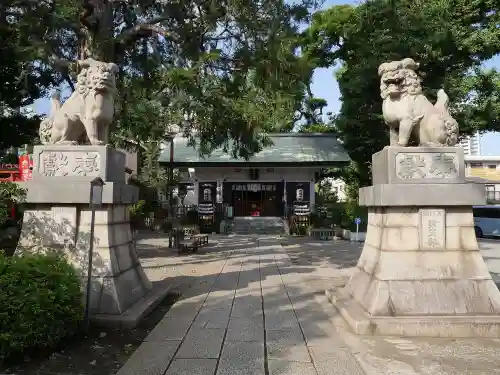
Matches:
[371,147,466,185]
[395,152,459,181]
[31,145,127,183]
[419,208,445,249]
[38,151,101,177]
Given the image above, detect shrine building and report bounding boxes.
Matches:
[158,133,350,218]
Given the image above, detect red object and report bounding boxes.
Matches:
[0,163,21,182]
[251,205,261,216]
[0,172,20,182]
[18,154,33,181]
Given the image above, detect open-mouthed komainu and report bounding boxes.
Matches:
[39,58,118,145]
[378,57,459,147]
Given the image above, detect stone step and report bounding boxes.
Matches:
[231,217,285,235]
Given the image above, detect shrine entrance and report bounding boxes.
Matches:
[230,182,282,217]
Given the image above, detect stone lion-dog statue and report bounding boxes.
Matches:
[39,58,118,145]
[378,57,459,147]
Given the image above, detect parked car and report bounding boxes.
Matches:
[473,205,500,238]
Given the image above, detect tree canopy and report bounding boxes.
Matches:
[2,0,500,191]
[302,0,500,193]
[1,0,320,161]
[0,1,55,150]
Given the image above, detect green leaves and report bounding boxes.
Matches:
[302,0,500,194]
[98,0,319,161]
[0,182,26,227]
[2,0,322,162]
[0,253,83,362]
[0,0,79,148]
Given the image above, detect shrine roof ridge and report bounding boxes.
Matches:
[158,132,350,166]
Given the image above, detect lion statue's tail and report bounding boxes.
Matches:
[49,91,62,113]
[434,89,459,146]
[435,89,449,112]
[38,91,62,144]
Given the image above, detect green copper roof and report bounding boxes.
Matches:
[158,133,350,166]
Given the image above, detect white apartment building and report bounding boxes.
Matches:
[329,178,347,202]
[465,155,500,204]
[458,132,481,156]
[322,177,347,202]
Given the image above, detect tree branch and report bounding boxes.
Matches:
[116,16,175,45]
[48,54,77,88]
[65,76,75,91]
[112,133,148,151]
[49,54,74,72]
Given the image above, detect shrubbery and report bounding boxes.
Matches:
[0,252,83,362]
[0,182,26,256]
[129,199,146,218]
[0,182,25,226]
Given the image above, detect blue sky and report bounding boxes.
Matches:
[34,0,500,155]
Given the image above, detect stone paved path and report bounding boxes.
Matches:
[116,234,500,375]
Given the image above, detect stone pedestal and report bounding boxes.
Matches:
[16,145,167,328]
[327,147,500,337]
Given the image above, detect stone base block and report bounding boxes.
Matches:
[92,280,174,329]
[326,205,500,338]
[32,144,126,183]
[359,183,485,206]
[372,146,465,184]
[20,180,138,204]
[326,288,500,338]
[17,201,154,325]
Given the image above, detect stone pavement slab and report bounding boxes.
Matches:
[116,340,180,375]
[176,327,226,359]
[227,316,264,342]
[268,360,318,375]
[116,234,500,375]
[266,329,311,362]
[145,317,193,341]
[217,340,265,375]
[164,358,217,375]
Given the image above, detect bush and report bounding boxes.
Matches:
[0,252,83,362]
[0,182,26,226]
[129,199,146,218]
[341,200,368,231]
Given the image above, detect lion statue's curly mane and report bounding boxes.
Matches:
[39,58,118,145]
[378,58,459,147]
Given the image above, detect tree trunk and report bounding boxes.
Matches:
[81,1,115,62]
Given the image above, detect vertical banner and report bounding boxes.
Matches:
[216,180,223,204]
[18,154,33,181]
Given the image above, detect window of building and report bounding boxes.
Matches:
[469,162,482,167]
[488,165,497,169]
[485,185,500,203]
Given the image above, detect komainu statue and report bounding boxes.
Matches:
[39,58,118,145]
[378,58,459,147]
